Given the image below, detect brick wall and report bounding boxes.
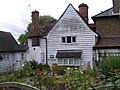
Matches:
[95,16,120,37]
[112,0,120,13]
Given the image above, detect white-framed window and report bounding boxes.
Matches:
[69,58,74,65]
[61,36,76,44]
[21,53,24,60]
[58,58,80,66]
[50,55,54,58]
[2,54,5,60]
[6,54,9,60]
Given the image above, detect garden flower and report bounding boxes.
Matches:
[43,77,47,80]
[75,67,77,70]
[40,72,43,75]
[33,71,37,75]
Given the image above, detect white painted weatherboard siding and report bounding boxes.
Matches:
[39,5,96,67]
[0,52,27,73]
[27,5,96,68]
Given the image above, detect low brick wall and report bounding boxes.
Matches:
[0,82,39,90]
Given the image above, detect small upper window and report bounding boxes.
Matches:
[21,53,24,60]
[72,36,76,42]
[62,37,65,43]
[67,36,71,43]
[61,36,76,44]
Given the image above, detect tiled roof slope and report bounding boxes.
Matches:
[28,23,55,38]
[94,37,120,49]
[0,31,28,52]
[92,7,120,19]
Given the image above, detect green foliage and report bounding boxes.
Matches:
[0,57,120,89]
[39,15,57,25]
[0,61,33,83]
[18,34,27,45]
[27,23,32,33]
[30,60,38,70]
[43,76,56,87]
[99,56,120,78]
[37,63,51,73]
[55,67,66,75]
[59,67,97,90]
[85,63,97,78]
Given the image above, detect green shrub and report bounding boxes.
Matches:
[56,67,66,75]
[37,63,51,73]
[99,56,120,78]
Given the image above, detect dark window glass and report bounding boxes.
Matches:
[72,36,76,42]
[62,37,65,43]
[67,36,71,43]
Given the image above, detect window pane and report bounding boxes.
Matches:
[69,59,73,64]
[6,54,9,60]
[62,37,65,43]
[21,53,24,60]
[72,36,76,42]
[74,59,80,65]
[67,36,71,43]
[58,59,62,64]
[64,59,68,64]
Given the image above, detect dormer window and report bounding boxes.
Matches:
[61,36,76,44]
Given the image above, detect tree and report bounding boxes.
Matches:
[18,15,57,44]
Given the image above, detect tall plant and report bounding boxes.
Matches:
[99,56,120,78]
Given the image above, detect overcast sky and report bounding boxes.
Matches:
[0,0,112,41]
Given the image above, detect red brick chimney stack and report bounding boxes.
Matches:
[78,3,89,24]
[112,0,120,13]
[31,10,40,35]
[31,10,40,46]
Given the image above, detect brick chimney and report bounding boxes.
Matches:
[78,3,89,24]
[31,10,40,46]
[112,0,120,13]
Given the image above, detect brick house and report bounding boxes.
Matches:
[92,0,120,61]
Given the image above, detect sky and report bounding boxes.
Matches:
[0,0,112,41]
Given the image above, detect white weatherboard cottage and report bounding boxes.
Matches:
[0,31,28,73]
[27,4,97,68]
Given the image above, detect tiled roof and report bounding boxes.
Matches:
[92,7,120,19]
[28,23,55,38]
[56,50,82,58]
[40,23,55,36]
[94,37,120,49]
[0,31,28,52]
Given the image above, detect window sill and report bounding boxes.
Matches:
[58,64,80,66]
[60,42,77,45]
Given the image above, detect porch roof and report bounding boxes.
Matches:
[56,50,82,58]
[94,37,120,49]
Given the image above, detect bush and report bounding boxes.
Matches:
[99,56,120,78]
[55,67,66,75]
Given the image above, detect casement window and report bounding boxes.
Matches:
[21,53,24,60]
[61,36,76,43]
[0,54,3,61]
[58,58,80,66]
[3,54,5,60]
[6,54,9,60]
